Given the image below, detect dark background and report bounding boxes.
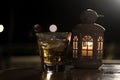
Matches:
[0,0,120,59]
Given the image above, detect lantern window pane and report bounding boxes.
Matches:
[88,42,93,50]
[82,50,87,56]
[73,49,78,58]
[73,36,78,58]
[73,36,78,49]
[97,36,103,59]
[88,51,93,56]
[97,36,103,52]
[82,35,93,57]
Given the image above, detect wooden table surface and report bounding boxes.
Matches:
[0,64,120,80]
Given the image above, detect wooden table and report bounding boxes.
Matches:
[0,64,120,80]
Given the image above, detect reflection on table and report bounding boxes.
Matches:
[0,64,120,80]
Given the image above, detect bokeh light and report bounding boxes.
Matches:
[49,24,57,32]
[0,24,4,33]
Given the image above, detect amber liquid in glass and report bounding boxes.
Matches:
[38,39,68,67]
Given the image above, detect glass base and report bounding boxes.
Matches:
[44,65,65,72]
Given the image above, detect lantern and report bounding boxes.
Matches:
[72,9,105,68]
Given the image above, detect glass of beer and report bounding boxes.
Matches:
[36,32,71,72]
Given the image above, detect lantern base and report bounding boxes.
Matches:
[73,59,102,69]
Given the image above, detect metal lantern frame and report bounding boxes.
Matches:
[72,9,105,68]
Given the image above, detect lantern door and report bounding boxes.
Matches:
[82,35,93,57]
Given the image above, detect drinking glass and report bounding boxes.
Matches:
[36,32,71,71]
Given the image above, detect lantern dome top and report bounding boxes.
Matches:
[72,9,105,34]
[72,23,105,34]
[80,9,103,23]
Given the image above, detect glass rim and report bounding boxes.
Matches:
[36,32,70,33]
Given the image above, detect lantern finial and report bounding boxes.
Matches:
[80,9,103,24]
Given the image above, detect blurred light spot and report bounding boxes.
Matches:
[0,24,4,33]
[49,24,57,32]
[46,71,53,80]
[106,43,116,60]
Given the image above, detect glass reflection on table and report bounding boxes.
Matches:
[41,71,66,80]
